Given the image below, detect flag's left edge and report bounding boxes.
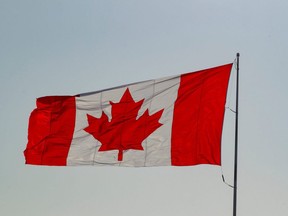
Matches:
[24,96,76,166]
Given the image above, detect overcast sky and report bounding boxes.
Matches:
[1,1,288,216]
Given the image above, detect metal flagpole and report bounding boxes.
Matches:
[233,53,240,216]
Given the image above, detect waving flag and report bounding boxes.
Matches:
[24,64,232,166]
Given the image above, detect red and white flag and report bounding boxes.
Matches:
[24,64,232,166]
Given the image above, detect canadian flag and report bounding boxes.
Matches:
[24,64,232,167]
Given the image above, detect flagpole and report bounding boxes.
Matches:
[233,53,240,216]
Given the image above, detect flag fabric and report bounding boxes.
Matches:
[24,64,232,167]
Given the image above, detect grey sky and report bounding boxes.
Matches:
[1,0,288,216]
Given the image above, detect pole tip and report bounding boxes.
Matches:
[237,53,240,57]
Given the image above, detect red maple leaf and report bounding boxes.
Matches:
[84,88,164,161]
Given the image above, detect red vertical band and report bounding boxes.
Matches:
[171,64,232,166]
[24,96,76,166]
